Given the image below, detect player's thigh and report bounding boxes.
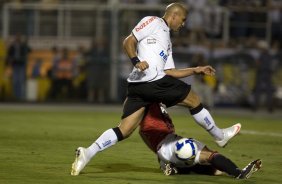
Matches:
[118,107,145,138]
[199,146,214,164]
[179,89,201,109]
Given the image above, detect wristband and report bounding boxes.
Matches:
[130,57,140,66]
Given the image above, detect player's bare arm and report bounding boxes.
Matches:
[165,65,216,78]
[123,33,149,71]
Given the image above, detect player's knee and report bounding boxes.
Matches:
[182,91,201,108]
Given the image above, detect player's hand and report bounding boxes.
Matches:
[195,65,216,76]
[135,61,149,71]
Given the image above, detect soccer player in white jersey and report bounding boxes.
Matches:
[139,103,262,179]
[71,2,241,176]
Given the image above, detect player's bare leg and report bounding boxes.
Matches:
[118,107,146,138]
[203,147,261,179]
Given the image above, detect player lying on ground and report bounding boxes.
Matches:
[139,103,262,179]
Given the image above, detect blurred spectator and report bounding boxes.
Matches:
[6,34,31,101]
[0,37,10,101]
[47,46,61,99]
[30,58,42,79]
[49,46,61,77]
[49,48,77,100]
[73,46,87,100]
[26,58,43,101]
[252,40,277,112]
[85,38,110,103]
[191,53,215,110]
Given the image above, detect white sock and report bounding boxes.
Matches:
[192,108,223,140]
[86,128,118,159]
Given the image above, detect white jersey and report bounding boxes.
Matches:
[157,134,205,167]
[127,16,175,83]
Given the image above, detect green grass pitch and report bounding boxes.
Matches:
[0,104,281,184]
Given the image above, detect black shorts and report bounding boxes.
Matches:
[122,75,191,119]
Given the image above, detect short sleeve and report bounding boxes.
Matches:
[132,16,158,41]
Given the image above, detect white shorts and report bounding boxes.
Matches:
[157,134,205,167]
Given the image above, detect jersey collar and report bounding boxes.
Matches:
[161,18,170,30]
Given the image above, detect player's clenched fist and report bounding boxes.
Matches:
[136,61,149,71]
[195,66,216,76]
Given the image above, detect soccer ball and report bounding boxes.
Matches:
[174,138,198,161]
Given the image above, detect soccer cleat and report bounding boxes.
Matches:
[71,147,90,176]
[216,123,241,147]
[237,159,262,179]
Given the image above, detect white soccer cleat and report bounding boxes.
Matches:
[71,147,90,176]
[215,123,241,147]
[236,159,262,179]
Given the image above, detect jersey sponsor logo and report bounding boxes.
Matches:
[135,16,157,32]
[147,38,156,44]
[159,50,168,62]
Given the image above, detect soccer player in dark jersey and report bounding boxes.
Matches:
[139,103,261,179]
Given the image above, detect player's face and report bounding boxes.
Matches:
[171,11,187,32]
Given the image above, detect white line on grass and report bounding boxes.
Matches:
[241,130,282,137]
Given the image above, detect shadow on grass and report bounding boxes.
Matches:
[85,163,160,174]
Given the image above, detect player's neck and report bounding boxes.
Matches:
[161,17,169,29]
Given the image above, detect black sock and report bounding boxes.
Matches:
[210,153,241,177]
[112,127,124,141]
